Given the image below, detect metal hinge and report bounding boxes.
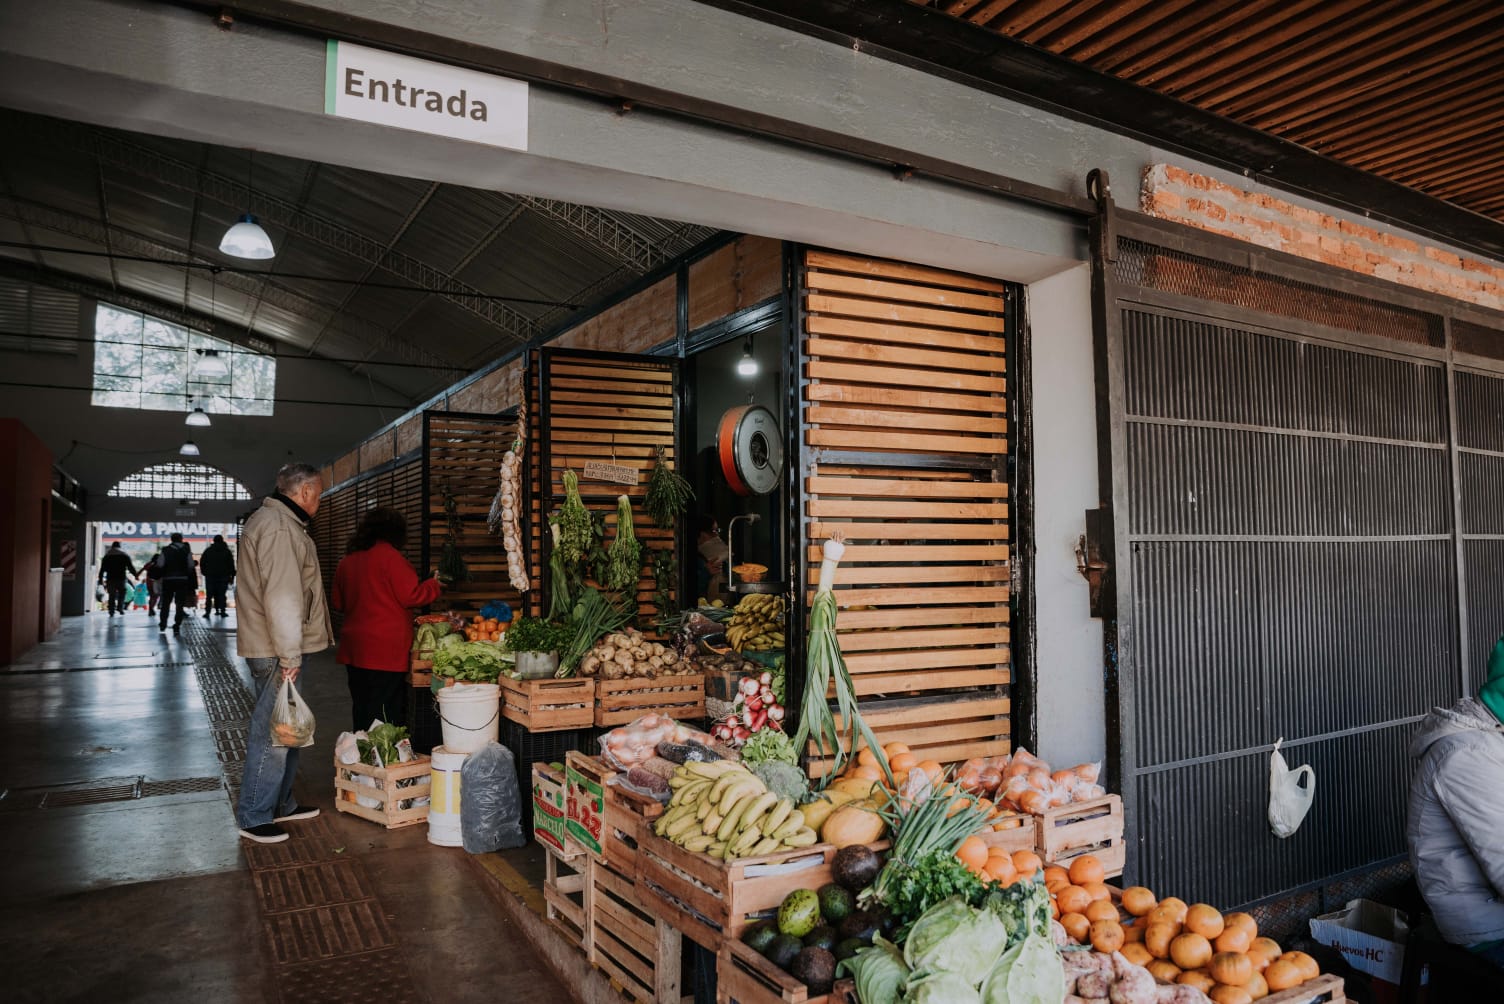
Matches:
[1076,507,1113,618]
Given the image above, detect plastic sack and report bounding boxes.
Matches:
[460,741,526,853]
[1268,737,1316,838]
[270,677,316,748]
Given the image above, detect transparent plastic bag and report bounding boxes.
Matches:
[460,741,526,853]
[270,677,316,748]
[1268,737,1316,838]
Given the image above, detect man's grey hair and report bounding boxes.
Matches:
[275,463,322,495]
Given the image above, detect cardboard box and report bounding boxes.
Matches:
[1309,898,1426,986]
[565,750,608,857]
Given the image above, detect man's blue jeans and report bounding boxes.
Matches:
[236,658,300,828]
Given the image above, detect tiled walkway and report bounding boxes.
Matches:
[2,612,569,1004]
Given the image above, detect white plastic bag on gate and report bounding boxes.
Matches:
[1268,738,1316,838]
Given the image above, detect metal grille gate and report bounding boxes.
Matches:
[1091,202,1504,909]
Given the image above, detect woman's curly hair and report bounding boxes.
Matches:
[348,506,407,553]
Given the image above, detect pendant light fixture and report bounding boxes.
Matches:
[736,334,759,378]
[185,396,211,428]
[179,438,201,457]
[219,149,275,259]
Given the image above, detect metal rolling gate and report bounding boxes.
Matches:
[1088,187,1504,909]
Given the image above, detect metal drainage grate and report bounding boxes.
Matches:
[140,776,225,797]
[0,775,225,811]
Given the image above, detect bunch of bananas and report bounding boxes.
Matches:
[727,594,786,652]
[653,760,816,859]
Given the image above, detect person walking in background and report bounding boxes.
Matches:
[234,463,332,844]
[332,507,442,731]
[144,548,163,617]
[156,532,197,635]
[200,533,236,617]
[97,541,137,617]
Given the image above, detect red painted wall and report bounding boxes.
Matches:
[0,420,54,663]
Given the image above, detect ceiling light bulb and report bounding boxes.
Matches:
[736,345,759,378]
[179,439,201,457]
[219,213,275,259]
[194,349,230,379]
[185,407,211,428]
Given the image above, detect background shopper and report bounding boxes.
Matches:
[332,507,442,731]
[156,532,197,634]
[97,541,137,617]
[199,533,236,616]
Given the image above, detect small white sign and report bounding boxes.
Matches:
[325,40,528,151]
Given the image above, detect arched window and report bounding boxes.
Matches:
[108,463,253,501]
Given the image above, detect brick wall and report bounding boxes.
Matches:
[1141,164,1504,312]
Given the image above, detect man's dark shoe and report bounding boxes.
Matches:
[274,806,320,822]
[238,823,289,843]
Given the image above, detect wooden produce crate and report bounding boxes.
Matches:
[500,675,595,731]
[594,674,706,727]
[409,656,433,688]
[566,751,613,859]
[636,830,839,950]
[589,856,683,1004]
[1265,975,1345,1004]
[603,777,666,874]
[980,809,1036,856]
[718,940,851,1004]
[333,753,431,828]
[533,761,579,856]
[1036,794,1125,878]
[544,843,591,952]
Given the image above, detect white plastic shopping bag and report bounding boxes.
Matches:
[270,677,316,748]
[1268,737,1315,838]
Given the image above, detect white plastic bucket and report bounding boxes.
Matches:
[434,682,501,754]
[428,745,468,847]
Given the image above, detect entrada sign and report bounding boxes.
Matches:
[324,40,528,150]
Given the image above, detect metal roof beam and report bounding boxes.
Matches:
[510,195,666,271]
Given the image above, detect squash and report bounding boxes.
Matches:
[820,802,886,848]
[798,791,855,834]
[829,777,881,800]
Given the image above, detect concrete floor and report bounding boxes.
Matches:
[1,611,570,1004]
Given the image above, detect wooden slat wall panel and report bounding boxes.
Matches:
[540,350,678,623]
[315,457,423,612]
[426,412,524,619]
[802,248,1011,765]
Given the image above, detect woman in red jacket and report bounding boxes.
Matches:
[332,507,443,730]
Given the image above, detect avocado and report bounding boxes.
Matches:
[765,934,803,971]
[830,844,881,893]
[741,920,778,955]
[837,908,879,945]
[816,883,854,925]
[833,937,865,962]
[802,924,837,952]
[790,947,837,995]
[777,888,821,939]
[869,902,897,936]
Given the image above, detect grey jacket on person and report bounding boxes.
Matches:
[235,496,332,665]
[1407,696,1504,946]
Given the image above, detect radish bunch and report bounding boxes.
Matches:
[711,671,785,745]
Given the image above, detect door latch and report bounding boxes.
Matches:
[1076,508,1113,618]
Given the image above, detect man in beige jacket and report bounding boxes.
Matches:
[235,463,334,843]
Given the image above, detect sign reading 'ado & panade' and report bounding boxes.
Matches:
[324,40,528,150]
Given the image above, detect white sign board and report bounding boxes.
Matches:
[325,40,528,151]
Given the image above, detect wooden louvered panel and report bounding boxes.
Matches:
[315,457,424,612]
[540,350,679,622]
[802,249,1011,766]
[425,412,524,619]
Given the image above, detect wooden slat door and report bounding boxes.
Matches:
[424,411,524,618]
[801,249,1012,773]
[537,349,680,623]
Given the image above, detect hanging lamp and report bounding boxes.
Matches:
[219,149,275,259]
[185,400,211,427]
[194,348,229,379]
[736,335,759,377]
[179,438,201,457]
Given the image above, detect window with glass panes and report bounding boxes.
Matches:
[108,462,252,501]
[91,303,275,415]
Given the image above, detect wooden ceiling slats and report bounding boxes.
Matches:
[911,0,1504,225]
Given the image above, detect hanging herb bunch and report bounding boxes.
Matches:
[437,484,469,584]
[644,445,694,529]
[650,547,676,628]
[605,494,643,591]
[557,469,592,565]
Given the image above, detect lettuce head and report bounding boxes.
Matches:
[902,896,1009,988]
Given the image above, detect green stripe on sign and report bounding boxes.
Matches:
[324,39,338,114]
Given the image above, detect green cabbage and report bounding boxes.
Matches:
[903,971,982,1004]
[838,935,908,1004]
[979,932,1064,1004]
[902,896,1009,987]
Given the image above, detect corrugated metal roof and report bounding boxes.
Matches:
[912,0,1504,222]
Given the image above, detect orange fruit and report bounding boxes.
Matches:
[1148,904,1186,927]
[1048,893,1059,915]
[1060,911,1090,943]
[1178,970,1216,993]
[1123,924,1145,944]
[889,752,918,773]
[1068,854,1105,886]
[1121,886,1158,917]
[1159,897,1189,922]
[1283,951,1319,981]
[1011,849,1042,877]
[1247,937,1282,968]
[1133,913,1154,929]
[915,759,944,782]
[1145,922,1179,959]
[1246,971,1269,1000]
[1209,987,1253,1004]
[849,764,883,781]
[986,852,1017,883]
[1209,952,1253,987]
[1215,927,1253,953]
[1090,919,1126,954]
[1056,884,1091,915]
[1084,881,1113,902]
[1263,959,1304,992]
[1184,904,1225,939]
[1043,865,1070,888]
[1147,959,1182,983]
[1120,942,1153,968]
[882,742,910,757]
[1170,932,1214,970]
[1085,899,1120,923]
[856,748,879,767]
[1224,912,1259,939]
[956,835,988,872]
